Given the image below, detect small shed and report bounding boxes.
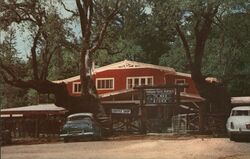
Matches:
[1,104,68,138]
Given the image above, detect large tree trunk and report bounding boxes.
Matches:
[191,68,231,133]
[3,79,105,116]
[175,4,231,133]
[191,67,231,114]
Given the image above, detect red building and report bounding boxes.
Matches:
[54,60,201,97]
[54,60,206,132]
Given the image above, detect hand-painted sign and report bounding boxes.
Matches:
[145,89,175,104]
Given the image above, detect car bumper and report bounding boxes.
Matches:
[227,128,250,136]
[60,132,95,138]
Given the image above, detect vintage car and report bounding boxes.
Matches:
[226,106,250,141]
[60,113,102,142]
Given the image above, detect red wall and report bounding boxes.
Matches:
[94,68,167,94]
[165,74,199,94]
[66,68,199,96]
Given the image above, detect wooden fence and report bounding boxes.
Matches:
[1,116,65,138]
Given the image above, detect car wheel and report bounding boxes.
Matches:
[230,134,237,141]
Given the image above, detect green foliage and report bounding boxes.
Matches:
[152,0,250,96]
[201,7,250,95]
[159,39,189,72]
[94,38,144,66]
[48,48,80,80]
[0,83,30,109]
[26,89,39,105]
[95,0,175,65]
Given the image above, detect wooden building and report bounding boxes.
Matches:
[54,60,206,133]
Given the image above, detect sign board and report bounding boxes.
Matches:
[145,89,175,104]
[111,108,132,114]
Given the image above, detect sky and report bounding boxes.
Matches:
[0,1,80,60]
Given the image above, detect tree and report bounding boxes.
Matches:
[156,0,250,97]
[74,0,120,96]
[147,0,250,132]
[150,1,247,112]
[0,0,121,116]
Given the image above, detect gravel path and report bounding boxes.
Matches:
[1,138,250,159]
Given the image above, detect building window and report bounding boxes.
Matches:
[175,79,186,93]
[72,82,81,93]
[126,76,154,89]
[96,78,114,90]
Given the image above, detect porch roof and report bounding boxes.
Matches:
[1,103,67,117]
[99,89,205,103]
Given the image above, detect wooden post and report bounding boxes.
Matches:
[199,103,205,133]
[110,112,113,135]
[35,118,39,137]
[175,86,181,116]
[139,88,147,134]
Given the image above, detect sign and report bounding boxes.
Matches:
[111,108,132,114]
[145,89,175,104]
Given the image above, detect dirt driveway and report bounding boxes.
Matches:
[1,137,250,159]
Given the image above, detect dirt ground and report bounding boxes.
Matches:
[1,135,250,159]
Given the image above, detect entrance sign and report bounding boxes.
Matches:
[145,89,175,104]
[111,108,132,114]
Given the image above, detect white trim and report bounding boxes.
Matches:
[175,72,191,77]
[99,89,135,98]
[0,104,66,112]
[1,114,10,117]
[126,76,154,89]
[93,60,175,74]
[53,75,80,84]
[102,100,140,104]
[72,82,81,94]
[175,79,186,93]
[180,92,205,100]
[53,60,175,84]
[96,78,115,90]
[12,114,23,117]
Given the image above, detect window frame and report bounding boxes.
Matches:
[72,82,81,94]
[126,76,154,89]
[96,78,115,90]
[175,79,186,93]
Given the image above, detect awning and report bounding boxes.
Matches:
[1,103,67,117]
[99,89,205,104]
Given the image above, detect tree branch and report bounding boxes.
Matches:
[60,1,79,16]
[76,0,87,38]
[0,63,17,81]
[31,30,40,80]
[175,24,193,66]
[89,0,120,54]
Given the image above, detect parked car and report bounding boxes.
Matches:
[226,106,250,141]
[60,113,102,142]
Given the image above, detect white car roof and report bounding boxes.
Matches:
[232,106,250,111]
[67,113,93,118]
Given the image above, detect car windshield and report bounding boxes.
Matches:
[68,116,92,121]
[231,110,250,116]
